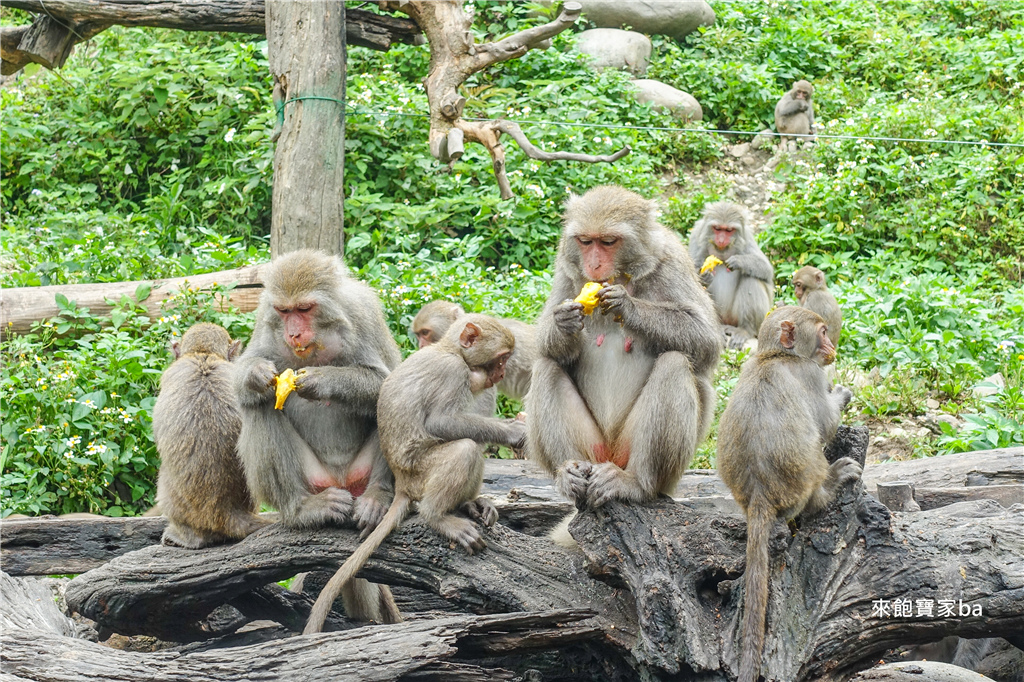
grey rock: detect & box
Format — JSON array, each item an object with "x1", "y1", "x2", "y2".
[
  {"x1": 577, "y1": 0, "x2": 715, "y2": 41},
  {"x1": 575, "y1": 29, "x2": 651, "y2": 76},
  {"x1": 628, "y1": 78, "x2": 702, "y2": 120}
]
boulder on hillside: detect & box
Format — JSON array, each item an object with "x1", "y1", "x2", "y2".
[
  {"x1": 629, "y1": 79, "x2": 703, "y2": 120},
  {"x1": 577, "y1": 0, "x2": 715, "y2": 41},
  {"x1": 575, "y1": 28, "x2": 652, "y2": 76}
]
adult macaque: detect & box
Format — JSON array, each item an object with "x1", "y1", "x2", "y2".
[
  {"x1": 152, "y1": 323, "x2": 269, "y2": 548},
  {"x1": 688, "y1": 202, "x2": 775, "y2": 349},
  {"x1": 717, "y1": 306, "x2": 862, "y2": 682},
  {"x1": 236, "y1": 249, "x2": 402, "y2": 624},
  {"x1": 411, "y1": 299, "x2": 536, "y2": 402},
  {"x1": 775, "y1": 80, "x2": 816, "y2": 147},
  {"x1": 304, "y1": 315, "x2": 526, "y2": 634},
  {"x1": 527, "y1": 185, "x2": 721, "y2": 509},
  {"x1": 792, "y1": 265, "x2": 842, "y2": 346}
]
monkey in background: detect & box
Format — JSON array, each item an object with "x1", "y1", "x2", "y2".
[
  {"x1": 793, "y1": 265, "x2": 842, "y2": 347},
  {"x1": 411, "y1": 299, "x2": 536, "y2": 403},
  {"x1": 235, "y1": 249, "x2": 401, "y2": 624},
  {"x1": 689, "y1": 202, "x2": 775, "y2": 350},
  {"x1": 152, "y1": 323, "x2": 270, "y2": 549},
  {"x1": 717, "y1": 306, "x2": 862, "y2": 682},
  {"x1": 528, "y1": 185, "x2": 721, "y2": 510},
  {"x1": 775, "y1": 80, "x2": 816, "y2": 147},
  {"x1": 304, "y1": 315, "x2": 526, "y2": 634}
]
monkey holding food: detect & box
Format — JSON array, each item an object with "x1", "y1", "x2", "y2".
[
  {"x1": 152, "y1": 323, "x2": 270, "y2": 549},
  {"x1": 304, "y1": 315, "x2": 526, "y2": 634},
  {"x1": 717, "y1": 306, "x2": 861, "y2": 682}
]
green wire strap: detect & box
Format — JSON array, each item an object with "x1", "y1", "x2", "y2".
[{"x1": 276, "y1": 96, "x2": 345, "y2": 127}]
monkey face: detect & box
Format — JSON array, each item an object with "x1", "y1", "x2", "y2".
[
  {"x1": 415, "y1": 327, "x2": 437, "y2": 348},
  {"x1": 574, "y1": 234, "x2": 621, "y2": 281},
  {"x1": 711, "y1": 224, "x2": 736, "y2": 251},
  {"x1": 275, "y1": 303, "x2": 319, "y2": 357},
  {"x1": 793, "y1": 279, "x2": 806, "y2": 301}
]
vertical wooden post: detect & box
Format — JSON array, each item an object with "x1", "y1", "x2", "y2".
[{"x1": 266, "y1": 0, "x2": 346, "y2": 256}]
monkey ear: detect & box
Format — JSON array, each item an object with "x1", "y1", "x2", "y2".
[
  {"x1": 171, "y1": 340, "x2": 182, "y2": 360},
  {"x1": 459, "y1": 322, "x2": 482, "y2": 348},
  {"x1": 815, "y1": 270, "x2": 825, "y2": 286},
  {"x1": 228, "y1": 339, "x2": 244, "y2": 360},
  {"x1": 779, "y1": 321, "x2": 797, "y2": 350}
]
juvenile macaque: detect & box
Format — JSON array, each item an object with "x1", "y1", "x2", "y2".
[
  {"x1": 527, "y1": 185, "x2": 721, "y2": 509},
  {"x1": 688, "y1": 202, "x2": 775, "y2": 349},
  {"x1": 152, "y1": 323, "x2": 269, "y2": 548},
  {"x1": 411, "y1": 299, "x2": 536, "y2": 402},
  {"x1": 775, "y1": 80, "x2": 816, "y2": 147},
  {"x1": 792, "y1": 265, "x2": 841, "y2": 346},
  {"x1": 236, "y1": 249, "x2": 402, "y2": 624},
  {"x1": 304, "y1": 315, "x2": 526, "y2": 633},
  {"x1": 717, "y1": 306, "x2": 862, "y2": 682}
]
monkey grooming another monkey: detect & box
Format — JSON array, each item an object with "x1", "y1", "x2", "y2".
[
  {"x1": 775, "y1": 79, "x2": 816, "y2": 148},
  {"x1": 236, "y1": 249, "x2": 402, "y2": 624},
  {"x1": 152, "y1": 323, "x2": 270, "y2": 548},
  {"x1": 412, "y1": 299, "x2": 537, "y2": 402},
  {"x1": 793, "y1": 265, "x2": 842, "y2": 346},
  {"x1": 304, "y1": 315, "x2": 526, "y2": 634},
  {"x1": 527, "y1": 185, "x2": 721, "y2": 510},
  {"x1": 689, "y1": 202, "x2": 775, "y2": 350},
  {"x1": 717, "y1": 306, "x2": 862, "y2": 682}
]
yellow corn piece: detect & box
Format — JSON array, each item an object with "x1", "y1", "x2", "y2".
[
  {"x1": 700, "y1": 255, "x2": 724, "y2": 275},
  {"x1": 274, "y1": 368, "x2": 298, "y2": 410},
  {"x1": 574, "y1": 282, "x2": 603, "y2": 315}
]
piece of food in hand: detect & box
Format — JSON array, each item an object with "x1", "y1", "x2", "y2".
[
  {"x1": 700, "y1": 255, "x2": 724, "y2": 275},
  {"x1": 274, "y1": 368, "x2": 298, "y2": 410},
  {"x1": 574, "y1": 282, "x2": 603, "y2": 315}
]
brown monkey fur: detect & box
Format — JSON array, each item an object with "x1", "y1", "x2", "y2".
[
  {"x1": 236, "y1": 249, "x2": 402, "y2": 624},
  {"x1": 304, "y1": 315, "x2": 526, "y2": 634},
  {"x1": 717, "y1": 306, "x2": 862, "y2": 682},
  {"x1": 153, "y1": 323, "x2": 270, "y2": 548},
  {"x1": 775, "y1": 80, "x2": 816, "y2": 146},
  {"x1": 792, "y1": 265, "x2": 842, "y2": 346},
  {"x1": 688, "y1": 202, "x2": 775, "y2": 349},
  {"x1": 412, "y1": 299, "x2": 537, "y2": 402},
  {"x1": 527, "y1": 185, "x2": 721, "y2": 510}
]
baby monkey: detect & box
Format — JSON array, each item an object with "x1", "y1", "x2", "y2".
[
  {"x1": 153, "y1": 323, "x2": 270, "y2": 548},
  {"x1": 716, "y1": 306, "x2": 861, "y2": 682},
  {"x1": 304, "y1": 315, "x2": 527, "y2": 633}
]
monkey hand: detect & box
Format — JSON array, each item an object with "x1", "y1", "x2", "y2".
[
  {"x1": 353, "y1": 492, "x2": 390, "y2": 537},
  {"x1": 832, "y1": 384, "x2": 854, "y2": 411},
  {"x1": 585, "y1": 462, "x2": 631, "y2": 508},
  {"x1": 505, "y1": 419, "x2": 528, "y2": 449},
  {"x1": 461, "y1": 497, "x2": 499, "y2": 528},
  {"x1": 304, "y1": 487, "x2": 354, "y2": 526},
  {"x1": 553, "y1": 300, "x2": 585, "y2": 336},
  {"x1": 598, "y1": 283, "x2": 631, "y2": 318},
  {"x1": 293, "y1": 368, "x2": 329, "y2": 402},
  {"x1": 831, "y1": 457, "x2": 863, "y2": 486},
  {"x1": 241, "y1": 359, "x2": 278, "y2": 396},
  {"x1": 556, "y1": 460, "x2": 593, "y2": 510}
]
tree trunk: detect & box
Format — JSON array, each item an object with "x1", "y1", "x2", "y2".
[{"x1": 266, "y1": 1, "x2": 346, "y2": 256}]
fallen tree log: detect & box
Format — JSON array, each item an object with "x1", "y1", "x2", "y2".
[{"x1": 0, "y1": 265, "x2": 264, "y2": 336}]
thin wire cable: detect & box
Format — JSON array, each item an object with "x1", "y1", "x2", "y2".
[{"x1": 348, "y1": 109, "x2": 1024, "y2": 149}]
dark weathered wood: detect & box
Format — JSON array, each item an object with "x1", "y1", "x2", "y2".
[
  {"x1": 864, "y1": 447, "x2": 1023, "y2": 489},
  {"x1": 876, "y1": 480, "x2": 921, "y2": 512},
  {"x1": 3, "y1": 1, "x2": 421, "y2": 49},
  {"x1": 0, "y1": 265, "x2": 265, "y2": 336},
  {"x1": 266, "y1": 0, "x2": 346, "y2": 256},
  {"x1": 914, "y1": 484, "x2": 1023, "y2": 510},
  {"x1": 2, "y1": 570, "x2": 596, "y2": 682}
]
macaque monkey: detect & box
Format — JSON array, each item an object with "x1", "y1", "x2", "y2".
[
  {"x1": 792, "y1": 265, "x2": 842, "y2": 346},
  {"x1": 236, "y1": 249, "x2": 402, "y2": 624},
  {"x1": 716, "y1": 306, "x2": 862, "y2": 682},
  {"x1": 527, "y1": 185, "x2": 721, "y2": 509},
  {"x1": 775, "y1": 80, "x2": 816, "y2": 147},
  {"x1": 304, "y1": 315, "x2": 527, "y2": 634},
  {"x1": 689, "y1": 202, "x2": 775, "y2": 349},
  {"x1": 152, "y1": 323, "x2": 270, "y2": 548},
  {"x1": 411, "y1": 299, "x2": 536, "y2": 402}
]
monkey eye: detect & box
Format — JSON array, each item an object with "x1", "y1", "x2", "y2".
[
  {"x1": 576, "y1": 237, "x2": 594, "y2": 246},
  {"x1": 600, "y1": 237, "x2": 619, "y2": 247},
  {"x1": 296, "y1": 305, "x2": 314, "y2": 313}
]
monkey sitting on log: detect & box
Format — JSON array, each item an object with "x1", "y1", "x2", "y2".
[
  {"x1": 236, "y1": 249, "x2": 402, "y2": 624},
  {"x1": 152, "y1": 323, "x2": 270, "y2": 549},
  {"x1": 792, "y1": 265, "x2": 842, "y2": 347},
  {"x1": 527, "y1": 185, "x2": 721, "y2": 510},
  {"x1": 716, "y1": 306, "x2": 862, "y2": 682},
  {"x1": 688, "y1": 201, "x2": 775, "y2": 350},
  {"x1": 411, "y1": 299, "x2": 536, "y2": 403},
  {"x1": 775, "y1": 80, "x2": 816, "y2": 148},
  {"x1": 304, "y1": 315, "x2": 527, "y2": 634}
]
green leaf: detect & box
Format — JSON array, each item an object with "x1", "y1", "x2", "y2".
[
  {"x1": 153, "y1": 86, "x2": 168, "y2": 109},
  {"x1": 135, "y1": 283, "x2": 152, "y2": 302}
]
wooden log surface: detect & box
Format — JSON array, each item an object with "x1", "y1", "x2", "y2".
[
  {"x1": 4, "y1": 446, "x2": 1022, "y2": 577},
  {"x1": 0, "y1": 265, "x2": 265, "y2": 335}
]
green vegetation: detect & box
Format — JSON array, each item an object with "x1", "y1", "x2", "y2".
[{"x1": 2, "y1": 1, "x2": 1021, "y2": 516}]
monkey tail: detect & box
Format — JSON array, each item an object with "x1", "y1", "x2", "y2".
[
  {"x1": 737, "y1": 500, "x2": 774, "y2": 682},
  {"x1": 303, "y1": 494, "x2": 411, "y2": 635}
]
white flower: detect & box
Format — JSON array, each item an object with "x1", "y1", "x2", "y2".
[{"x1": 224, "y1": 128, "x2": 236, "y2": 142}]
